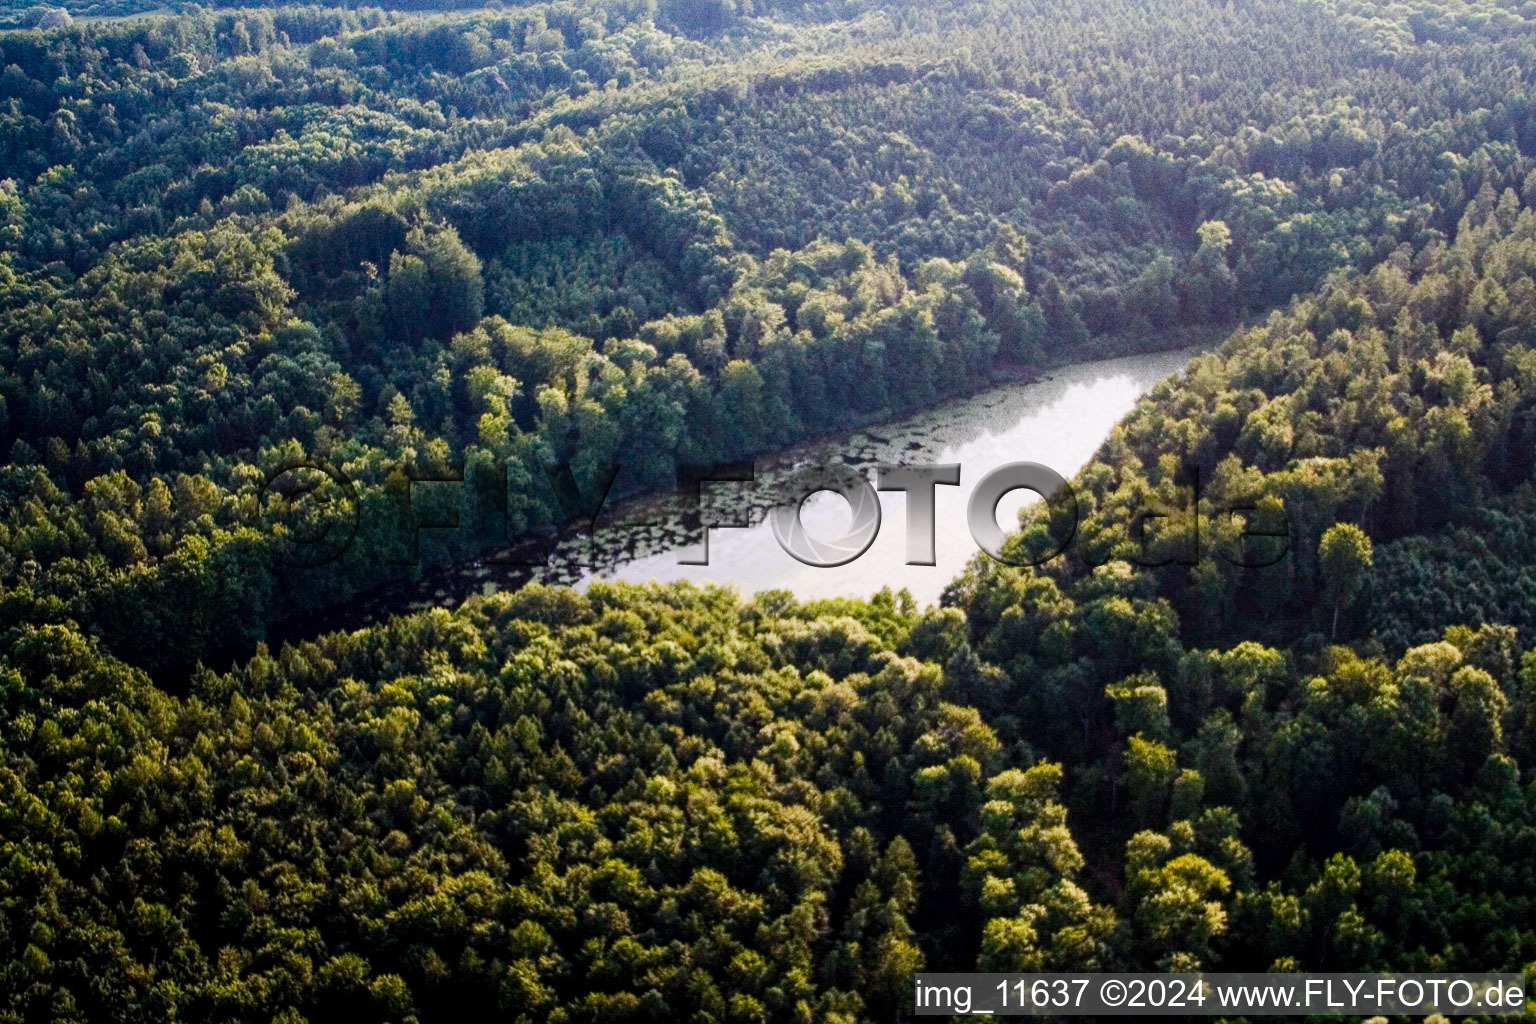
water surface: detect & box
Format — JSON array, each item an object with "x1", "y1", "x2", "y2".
[
  {"x1": 583, "y1": 347, "x2": 1196, "y2": 605},
  {"x1": 269, "y1": 346, "x2": 1199, "y2": 648}
]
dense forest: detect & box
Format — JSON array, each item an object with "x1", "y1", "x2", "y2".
[
  {"x1": 8, "y1": 0, "x2": 1536, "y2": 1020},
  {"x1": 8, "y1": 0, "x2": 1536, "y2": 676}
]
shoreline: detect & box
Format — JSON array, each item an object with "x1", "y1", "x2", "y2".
[{"x1": 257, "y1": 337, "x2": 1213, "y2": 655}]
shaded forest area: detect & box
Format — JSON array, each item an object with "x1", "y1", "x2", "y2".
[
  {"x1": 15, "y1": 204, "x2": 1536, "y2": 1018},
  {"x1": 5, "y1": 0, "x2": 1536, "y2": 678},
  {"x1": 9, "y1": 0, "x2": 1536, "y2": 1020}
]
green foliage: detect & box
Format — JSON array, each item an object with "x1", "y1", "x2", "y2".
[
  {"x1": 7, "y1": 0, "x2": 1536, "y2": 1019},
  {"x1": 4, "y1": 0, "x2": 1534, "y2": 678},
  {"x1": 1319, "y1": 522, "x2": 1373, "y2": 637}
]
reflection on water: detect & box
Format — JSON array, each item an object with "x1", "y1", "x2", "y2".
[
  {"x1": 270, "y1": 347, "x2": 1200, "y2": 646},
  {"x1": 584, "y1": 347, "x2": 1197, "y2": 606}
]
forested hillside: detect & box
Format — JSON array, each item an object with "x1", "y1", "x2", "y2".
[
  {"x1": 6, "y1": 0, "x2": 1536, "y2": 677},
  {"x1": 12, "y1": 204, "x2": 1536, "y2": 1021},
  {"x1": 9, "y1": 0, "x2": 1536, "y2": 1020}
]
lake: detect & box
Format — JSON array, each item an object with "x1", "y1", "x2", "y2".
[
  {"x1": 268, "y1": 345, "x2": 1200, "y2": 647},
  {"x1": 579, "y1": 346, "x2": 1198, "y2": 605}
]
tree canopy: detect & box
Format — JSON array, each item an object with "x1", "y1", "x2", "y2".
[{"x1": 8, "y1": 0, "x2": 1536, "y2": 1019}]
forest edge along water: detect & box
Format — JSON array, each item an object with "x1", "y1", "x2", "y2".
[{"x1": 262, "y1": 344, "x2": 1204, "y2": 654}]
